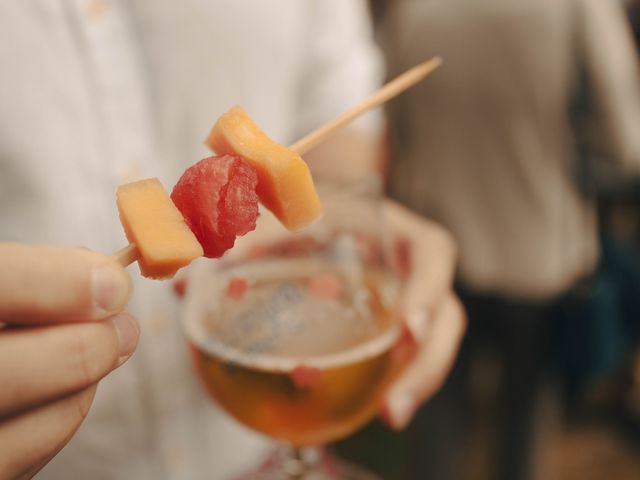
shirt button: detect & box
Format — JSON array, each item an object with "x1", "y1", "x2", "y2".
[{"x1": 85, "y1": 0, "x2": 109, "y2": 22}]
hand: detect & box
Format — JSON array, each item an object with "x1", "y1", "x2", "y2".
[
  {"x1": 381, "y1": 200, "x2": 467, "y2": 429},
  {"x1": 0, "y1": 244, "x2": 139, "y2": 480}
]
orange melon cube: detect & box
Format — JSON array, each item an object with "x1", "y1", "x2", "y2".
[
  {"x1": 117, "y1": 178, "x2": 203, "y2": 279},
  {"x1": 205, "y1": 106, "x2": 322, "y2": 231}
]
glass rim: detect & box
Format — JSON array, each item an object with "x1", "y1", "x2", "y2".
[
  {"x1": 181, "y1": 176, "x2": 397, "y2": 373},
  {"x1": 182, "y1": 320, "x2": 401, "y2": 373}
]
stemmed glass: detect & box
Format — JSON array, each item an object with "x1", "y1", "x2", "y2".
[{"x1": 182, "y1": 178, "x2": 409, "y2": 479}]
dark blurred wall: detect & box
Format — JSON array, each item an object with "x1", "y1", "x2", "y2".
[{"x1": 626, "y1": 0, "x2": 640, "y2": 49}]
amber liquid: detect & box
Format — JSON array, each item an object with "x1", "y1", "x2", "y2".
[{"x1": 187, "y1": 257, "x2": 403, "y2": 446}]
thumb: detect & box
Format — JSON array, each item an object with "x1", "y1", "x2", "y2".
[{"x1": 0, "y1": 243, "x2": 132, "y2": 324}]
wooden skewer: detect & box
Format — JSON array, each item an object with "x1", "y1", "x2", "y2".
[
  {"x1": 113, "y1": 57, "x2": 442, "y2": 268},
  {"x1": 113, "y1": 244, "x2": 138, "y2": 266},
  {"x1": 289, "y1": 57, "x2": 442, "y2": 155}
]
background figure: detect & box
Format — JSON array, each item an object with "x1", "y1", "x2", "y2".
[
  {"x1": 0, "y1": 1, "x2": 467, "y2": 478},
  {"x1": 379, "y1": 0, "x2": 640, "y2": 479},
  {"x1": 0, "y1": 1, "x2": 382, "y2": 478}
]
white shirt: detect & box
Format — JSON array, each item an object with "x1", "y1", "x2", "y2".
[
  {"x1": 384, "y1": 0, "x2": 640, "y2": 300},
  {"x1": 0, "y1": 1, "x2": 382, "y2": 478}
]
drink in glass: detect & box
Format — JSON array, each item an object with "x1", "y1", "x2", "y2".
[{"x1": 183, "y1": 181, "x2": 410, "y2": 478}]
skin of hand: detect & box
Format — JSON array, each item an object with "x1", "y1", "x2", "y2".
[
  {"x1": 171, "y1": 200, "x2": 465, "y2": 431},
  {"x1": 0, "y1": 244, "x2": 139, "y2": 480},
  {"x1": 381, "y1": 200, "x2": 466, "y2": 430},
  {"x1": 305, "y1": 129, "x2": 466, "y2": 429}
]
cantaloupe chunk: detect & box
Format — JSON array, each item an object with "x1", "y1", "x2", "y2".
[
  {"x1": 117, "y1": 178, "x2": 203, "y2": 279},
  {"x1": 205, "y1": 106, "x2": 322, "y2": 231}
]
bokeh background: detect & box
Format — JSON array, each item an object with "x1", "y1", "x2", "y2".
[{"x1": 335, "y1": 1, "x2": 640, "y2": 479}]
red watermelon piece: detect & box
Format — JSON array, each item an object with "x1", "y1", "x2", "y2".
[{"x1": 171, "y1": 155, "x2": 259, "y2": 257}]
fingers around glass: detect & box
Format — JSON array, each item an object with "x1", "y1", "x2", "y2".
[{"x1": 383, "y1": 294, "x2": 466, "y2": 430}]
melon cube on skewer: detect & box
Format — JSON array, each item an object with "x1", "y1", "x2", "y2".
[
  {"x1": 206, "y1": 106, "x2": 323, "y2": 231},
  {"x1": 117, "y1": 178, "x2": 203, "y2": 279}
]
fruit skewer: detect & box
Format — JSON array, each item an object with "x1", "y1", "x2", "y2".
[{"x1": 112, "y1": 57, "x2": 442, "y2": 278}]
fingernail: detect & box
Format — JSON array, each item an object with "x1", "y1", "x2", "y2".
[
  {"x1": 111, "y1": 313, "x2": 140, "y2": 364},
  {"x1": 92, "y1": 264, "x2": 131, "y2": 315},
  {"x1": 385, "y1": 392, "x2": 416, "y2": 430},
  {"x1": 406, "y1": 308, "x2": 430, "y2": 342}
]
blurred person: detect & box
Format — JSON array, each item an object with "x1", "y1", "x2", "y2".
[
  {"x1": 379, "y1": 0, "x2": 640, "y2": 479},
  {"x1": 0, "y1": 1, "x2": 465, "y2": 478}
]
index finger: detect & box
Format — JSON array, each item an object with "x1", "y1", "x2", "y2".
[
  {"x1": 384, "y1": 293, "x2": 466, "y2": 429},
  {"x1": 0, "y1": 244, "x2": 132, "y2": 324}
]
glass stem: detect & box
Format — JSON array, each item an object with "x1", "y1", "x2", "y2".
[{"x1": 283, "y1": 446, "x2": 322, "y2": 479}]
